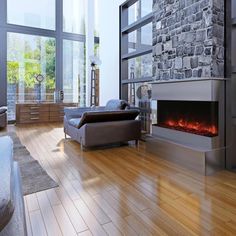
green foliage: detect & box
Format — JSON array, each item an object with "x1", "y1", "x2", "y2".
[
  {"x1": 45, "y1": 39, "x2": 56, "y2": 90},
  {"x1": 7, "y1": 38, "x2": 56, "y2": 90},
  {"x1": 24, "y1": 62, "x2": 40, "y2": 88},
  {"x1": 7, "y1": 61, "x2": 19, "y2": 84}
]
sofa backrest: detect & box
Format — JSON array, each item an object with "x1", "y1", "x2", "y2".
[
  {"x1": 76, "y1": 109, "x2": 140, "y2": 129},
  {"x1": 105, "y1": 99, "x2": 130, "y2": 110}
]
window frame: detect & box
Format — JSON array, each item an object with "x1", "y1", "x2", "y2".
[
  {"x1": 119, "y1": 0, "x2": 153, "y2": 133},
  {"x1": 119, "y1": 0, "x2": 153, "y2": 100},
  {"x1": 0, "y1": 0, "x2": 99, "y2": 119}
]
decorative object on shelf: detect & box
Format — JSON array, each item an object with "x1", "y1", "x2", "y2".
[
  {"x1": 54, "y1": 90, "x2": 64, "y2": 102},
  {"x1": 136, "y1": 84, "x2": 152, "y2": 100},
  {"x1": 59, "y1": 90, "x2": 64, "y2": 102},
  {"x1": 136, "y1": 84, "x2": 152, "y2": 134},
  {"x1": 89, "y1": 55, "x2": 101, "y2": 106},
  {"x1": 35, "y1": 74, "x2": 45, "y2": 102}
]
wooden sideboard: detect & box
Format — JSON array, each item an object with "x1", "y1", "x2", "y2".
[{"x1": 16, "y1": 103, "x2": 77, "y2": 124}]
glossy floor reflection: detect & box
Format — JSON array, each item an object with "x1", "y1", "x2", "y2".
[{"x1": 8, "y1": 124, "x2": 236, "y2": 236}]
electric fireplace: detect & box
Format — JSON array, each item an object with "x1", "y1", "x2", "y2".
[
  {"x1": 155, "y1": 101, "x2": 219, "y2": 137},
  {"x1": 147, "y1": 78, "x2": 226, "y2": 175}
]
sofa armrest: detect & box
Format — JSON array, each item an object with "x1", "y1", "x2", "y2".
[{"x1": 0, "y1": 137, "x2": 14, "y2": 232}]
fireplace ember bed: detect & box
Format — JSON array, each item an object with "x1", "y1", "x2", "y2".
[{"x1": 154, "y1": 101, "x2": 219, "y2": 137}]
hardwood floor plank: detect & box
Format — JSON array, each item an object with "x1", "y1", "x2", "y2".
[
  {"x1": 142, "y1": 208, "x2": 195, "y2": 236},
  {"x1": 25, "y1": 193, "x2": 40, "y2": 212},
  {"x1": 102, "y1": 222, "x2": 123, "y2": 236},
  {"x1": 77, "y1": 230, "x2": 93, "y2": 236},
  {"x1": 54, "y1": 187, "x2": 88, "y2": 233},
  {"x1": 159, "y1": 203, "x2": 211, "y2": 235},
  {"x1": 74, "y1": 199, "x2": 108, "y2": 236},
  {"x1": 99, "y1": 189, "x2": 132, "y2": 218},
  {"x1": 52, "y1": 204, "x2": 77, "y2": 236},
  {"x1": 108, "y1": 189, "x2": 173, "y2": 235},
  {"x1": 54, "y1": 169, "x2": 81, "y2": 201},
  {"x1": 93, "y1": 194, "x2": 139, "y2": 236},
  {"x1": 45, "y1": 188, "x2": 61, "y2": 206},
  {"x1": 24, "y1": 198, "x2": 33, "y2": 236},
  {"x1": 125, "y1": 215, "x2": 153, "y2": 236},
  {"x1": 36, "y1": 191, "x2": 62, "y2": 236},
  {"x1": 71, "y1": 179, "x2": 111, "y2": 225},
  {"x1": 29, "y1": 210, "x2": 47, "y2": 236}
]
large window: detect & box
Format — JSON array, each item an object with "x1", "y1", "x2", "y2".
[
  {"x1": 7, "y1": 0, "x2": 55, "y2": 30},
  {"x1": 63, "y1": 40, "x2": 85, "y2": 105},
  {"x1": 120, "y1": 0, "x2": 153, "y2": 133},
  {"x1": 7, "y1": 33, "x2": 56, "y2": 120},
  {"x1": 0, "y1": 0, "x2": 98, "y2": 121}
]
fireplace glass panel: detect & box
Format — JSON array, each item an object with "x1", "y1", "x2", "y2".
[{"x1": 155, "y1": 101, "x2": 219, "y2": 137}]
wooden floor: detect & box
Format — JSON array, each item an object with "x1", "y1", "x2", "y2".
[{"x1": 6, "y1": 123, "x2": 236, "y2": 235}]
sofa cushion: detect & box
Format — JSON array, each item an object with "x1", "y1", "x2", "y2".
[
  {"x1": 70, "y1": 109, "x2": 140, "y2": 129},
  {"x1": 105, "y1": 99, "x2": 130, "y2": 110},
  {"x1": 0, "y1": 136, "x2": 14, "y2": 232},
  {"x1": 68, "y1": 118, "x2": 81, "y2": 128},
  {"x1": 0, "y1": 107, "x2": 7, "y2": 115}
]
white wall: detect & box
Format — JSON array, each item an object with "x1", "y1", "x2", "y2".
[
  {"x1": 97, "y1": 0, "x2": 124, "y2": 105},
  {"x1": 85, "y1": 0, "x2": 94, "y2": 106}
]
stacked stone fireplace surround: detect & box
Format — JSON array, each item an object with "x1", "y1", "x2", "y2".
[
  {"x1": 149, "y1": 0, "x2": 226, "y2": 175},
  {"x1": 152, "y1": 0, "x2": 224, "y2": 80}
]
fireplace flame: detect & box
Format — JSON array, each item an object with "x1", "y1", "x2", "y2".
[{"x1": 164, "y1": 119, "x2": 218, "y2": 137}]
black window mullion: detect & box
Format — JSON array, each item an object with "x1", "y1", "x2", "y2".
[
  {"x1": 0, "y1": 0, "x2": 7, "y2": 106},
  {"x1": 56, "y1": 0, "x2": 63, "y2": 93}
]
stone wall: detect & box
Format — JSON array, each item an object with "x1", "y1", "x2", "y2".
[{"x1": 152, "y1": 0, "x2": 224, "y2": 80}]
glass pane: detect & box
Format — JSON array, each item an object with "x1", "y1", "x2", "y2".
[
  {"x1": 141, "y1": 0, "x2": 152, "y2": 18},
  {"x1": 128, "y1": 0, "x2": 152, "y2": 25},
  {"x1": 94, "y1": 0, "x2": 99, "y2": 37},
  {"x1": 128, "y1": 2, "x2": 139, "y2": 25},
  {"x1": 128, "y1": 54, "x2": 152, "y2": 79},
  {"x1": 7, "y1": 0, "x2": 55, "y2": 30},
  {"x1": 7, "y1": 33, "x2": 56, "y2": 120},
  {"x1": 63, "y1": 40, "x2": 86, "y2": 106},
  {"x1": 94, "y1": 43, "x2": 100, "y2": 57},
  {"x1": 128, "y1": 23, "x2": 152, "y2": 53},
  {"x1": 63, "y1": 0, "x2": 85, "y2": 34}
]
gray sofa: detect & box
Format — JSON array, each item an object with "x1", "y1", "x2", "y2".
[
  {"x1": 64, "y1": 100, "x2": 141, "y2": 149},
  {"x1": 0, "y1": 107, "x2": 7, "y2": 128},
  {"x1": 0, "y1": 137, "x2": 27, "y2": 236}
]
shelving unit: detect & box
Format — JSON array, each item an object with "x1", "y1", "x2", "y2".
[{"x1": 119, "y1": 0, "x2": 153, "y2": 133}]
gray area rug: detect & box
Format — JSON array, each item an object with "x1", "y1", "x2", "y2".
[{"x1": 0, "y1": 131, "x2": 58, "y2": 195}]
